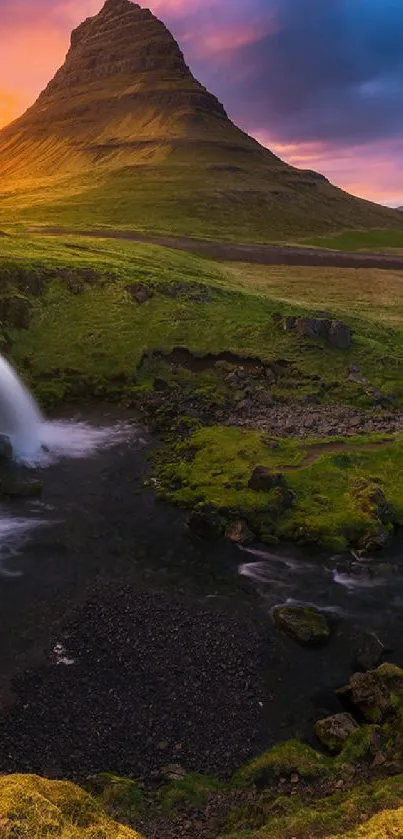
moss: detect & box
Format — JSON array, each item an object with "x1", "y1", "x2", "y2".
[
  {"x1": 332, "y1": 806, "x2": 403, "y2": 838},
  {"x1": 159, "y1": 773, "x2": 225, "y2": 812},
  {"x1": 221, "y1": 775, "x2": 403, "y2": 839},
  {"x1": 0, "y1": 774, "x2": 143, "y2": 837},
  {"x1": 336, "y1": 726, "x2": 379, "y2": 766},
  {"x1": 232, "y1": 740, "x2": 332, "y2": 788},
  {"x1": 154, "y1": 425, "x2": 403, "y2": 550},
  {"x1": 88, "y1": 773, "x2": 144, "y2": 822}
]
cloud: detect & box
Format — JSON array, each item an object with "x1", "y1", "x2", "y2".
[{"x1": 215, "y1": 0, "x2": 403, "y2": 148}]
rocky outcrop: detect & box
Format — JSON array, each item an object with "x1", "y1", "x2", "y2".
[
  {"x1": 337, "y1": 666, "x2": 401, "y2": 723},
  {"x1": 127, "y1": 283, "x2": 153, "y2": 304},
  {"x1": 273, "y1": 605, "x2": 331, "y2": 646},
  {"x1": 315, "y1": 713, "x2": 358, "y2": 753},
  {"x1": 283, "y1": 315, "x2": 352, "y2": 349}
]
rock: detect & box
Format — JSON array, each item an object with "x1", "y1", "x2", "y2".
[
  {"x1": 359, "y1": 527, "x2": 390, "y2": 553},
  {"x1": 354, "y1": 634, "x2": 387, "y2": 672},
  {"x1": 314, "y1": 713, "x2": 359, "y2": 753},
  {"x1": 248, "y1": 466, "x2": 285, "y2": 492},
  {"x1": 127, "y1": 282, "x2": 153, "y2": 304},
  {"x1": 337, "y1": 670, "x2": 394, "y2": 723},
  {"x1": 371, "y1": 752, "x2": 387, "y2": 767},
  {"x1": 295, "y1": 317, "x2": 330, "y2": 339},
  {"x1": 283, "y1": 316, "x2": 296, "y2": 332},
  {"x1": 225, "y1": 520, "x2": 251, "y2": 544},
  {"x1": 273, "y1": 605, "x2": 331, "y2": 646},
  {"x1": 328, "y1": 320, "x2": 352, "y2": 349},
  {"x1": 0, "y1": 434, "x2": 13, "y2": 461},
  {"x1": 162, "y1": 764, "x2": 186, "y2": 781},
  {"x1": 0, "y1": 477, "x2": 43, "y2": 498},
  {"x1": 290, "y1": 773, "x2": 299, "y2": 784}
]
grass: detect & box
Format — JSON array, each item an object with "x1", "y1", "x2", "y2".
[
  {"x1": 154, "y1": 426, "x2": 403, "y2": 549},
  {"x1": 2, "y1": 234, "x2": 403, "y2": 408},
  {"x1": 222, "y1": 776, "x2": 403, "y2": 839},
  {"x1": 232, "y1": 741, "x2": 332, "y2": 788},
  {"x1": 306, "y1": 229, "x2": 403, "y2": 251},
  {"x1": 0, "y1": 774, "x2": 142, "y2": 837}
]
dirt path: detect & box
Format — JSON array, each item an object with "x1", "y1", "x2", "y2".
[{"x1": 26, "y1": 226, "x2": 403, "y2": 271}]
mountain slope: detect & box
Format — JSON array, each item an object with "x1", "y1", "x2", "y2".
[{"x1": 0, "y1": 0, "x2": 401, "y2": 240}]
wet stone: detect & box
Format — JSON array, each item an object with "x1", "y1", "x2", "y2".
[{"x1": 273, "y1": 605, "x2": 331, "y2": 646}]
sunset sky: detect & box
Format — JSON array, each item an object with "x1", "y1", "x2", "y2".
[{"x1": 1, "y1": 0, "x2": 403, "y2": 206}]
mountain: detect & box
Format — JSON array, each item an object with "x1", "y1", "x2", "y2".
[{"x1": 0, "y1": 0, "x2": 400, "y2": 240}]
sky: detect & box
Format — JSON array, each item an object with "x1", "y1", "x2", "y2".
[{"x1": 1, "y1": 0, "x2": 403, "y2": 206}]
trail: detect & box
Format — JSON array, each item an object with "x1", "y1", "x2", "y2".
[{"x1": 26, "y1": 226, "x2": 403, "y2": 270}]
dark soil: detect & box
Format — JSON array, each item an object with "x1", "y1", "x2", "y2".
[{"x1": 27, "y1": 227, "x2": 403, "y2": 271}]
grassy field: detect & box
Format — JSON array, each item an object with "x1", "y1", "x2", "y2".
[
  {"x1": 307, "y1": 228, "x2": 403, "y2": 251},
  {"x1": 1, "y1": 234, "x2": 402, "y2": 405}
]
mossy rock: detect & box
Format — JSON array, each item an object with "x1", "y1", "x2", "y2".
[
  {"x1": 338, "y1": 668, "x2": 397, "y2": 723},
  {"x1": 0, "y1": 774, "x2": 142, "y2": 837},
  {"x1": 273, "y1": 605, "x2": 331, "y2": 646},
  {"x1": 315, "y1": 713, "x2": 359, "y2": 754},
  {"x1": 232, "y1": 740, "x2": 332, "y2": 788},
  {"x1": 336, "y1": 725, "x2": 381, "y2": 766}
]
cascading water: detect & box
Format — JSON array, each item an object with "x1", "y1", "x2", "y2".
[{"x1": 0, "y1": 353, "x2": 43, "y2": 458}]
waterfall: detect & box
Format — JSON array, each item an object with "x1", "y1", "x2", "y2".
[{"x1": 0, "y1": 354, "x2": 43, "y2": 458}]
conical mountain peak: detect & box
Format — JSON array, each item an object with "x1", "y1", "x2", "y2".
[{"x1": 0, "y1": 0, "x2": 398, "y2": 238}]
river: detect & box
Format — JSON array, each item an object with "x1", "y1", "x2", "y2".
[{"x1": 0, "y1": 406, "x2": 402, "y2": 780}]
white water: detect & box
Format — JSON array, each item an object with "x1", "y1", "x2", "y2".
[
  {"x1": 0, "y1": 354, "x2": 43, "y2": 457},
  {"x1": 0, "y1": 353, "x2": 134, "y2": 570}
]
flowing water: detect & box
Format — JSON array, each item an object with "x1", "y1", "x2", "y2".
[
  {"x1": 0, "y1": 353, "x2": 132, "y2": 569},
  {"x1": 0, "y1": 355, "x2": 403, "y2": 775}
]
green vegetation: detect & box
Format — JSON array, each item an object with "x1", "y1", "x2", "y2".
[
  {"x1": 307, "y1": 228, "x2": 403, "y2": 251},
  {"x1": 222, "y1": 776, "x2": 403, "y2": 839},
  {"x1": 154, "y1": 425, "x2": 403, "y2": 549},
  {"x1": 2, "y1": 235, "x2": 403, "y2": 409},
  {"x1": 2, "y1": 234, "x2": 403, "y2": 547},
  {"x1": 159, "y1": 773, "x2": 224, "y2": 812},
  {"x1": 0, "y1": 774, "x2": 142, "y2": 837},
  {"x1": 232, "y1": 741, "x2": 332, "y2": 788}
]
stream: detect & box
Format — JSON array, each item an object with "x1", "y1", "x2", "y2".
[{"x1": 0, "y1": 406, "x2": 402, "y2": 780}]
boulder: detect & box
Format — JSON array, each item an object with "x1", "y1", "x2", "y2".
[
  {"x1": 295, "y1": 317, "x2": 330, "y2": 339},
  {"x1": 315, "y1": 713, "x2": 359, "y2": 753},
  {"x1": 273, "y1": 605, "x2": 331, "y2": 646},
  {"x1": 0, "y1": 434, "x2": 13, "y2": 461},
  {"x1": 354, "y1": 634, "x2": 388, "y2": 673},
  {"x1": 248, "y1": 467, "x2": 285, "y2": 492},
  {"x1": 225, "y1": 520, "x2": 252, "y2": 544},
  {"x1": 127, "y1": 282, "x2": 153, "y2": 304},
  {"x1": 329, "y1": 320, "x2": 352, "y2": 349},
  {"x1": 337, "y1": 670, "x2": 394, "y2": 723}
]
